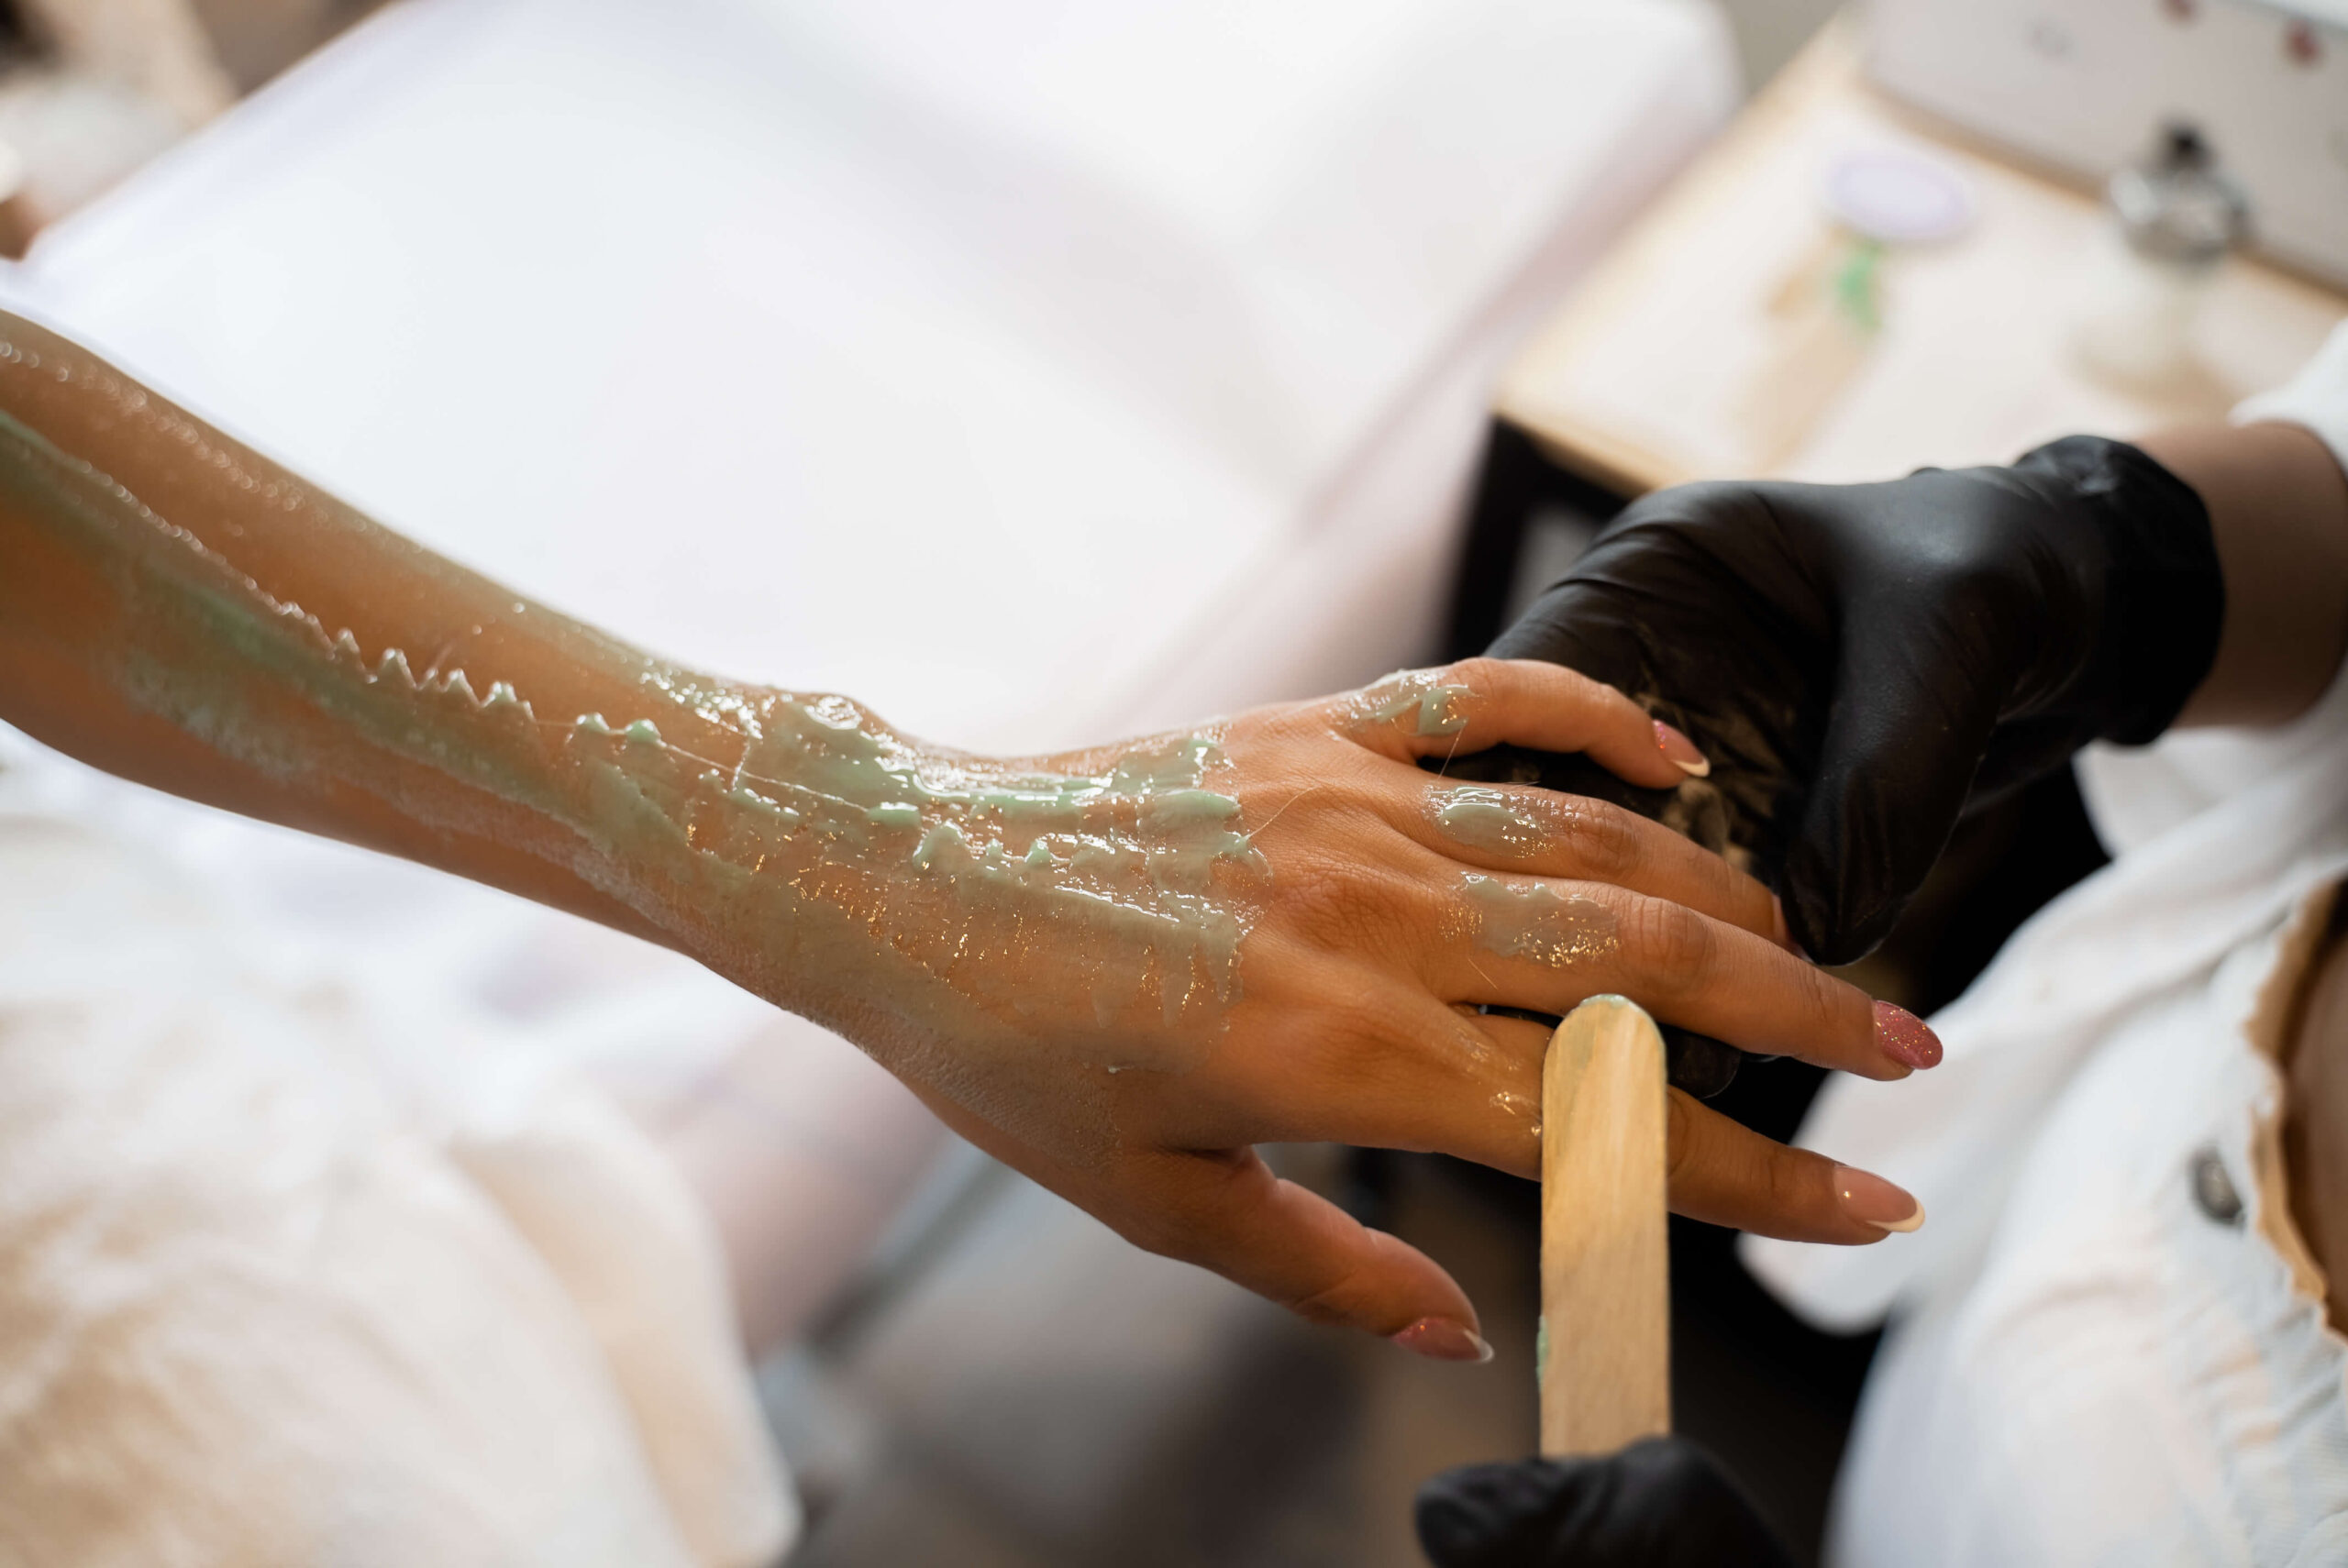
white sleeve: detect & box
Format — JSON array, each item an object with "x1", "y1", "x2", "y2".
[{"x1": 2232, "y1": 318, "x2": 2348, "y2": 477}]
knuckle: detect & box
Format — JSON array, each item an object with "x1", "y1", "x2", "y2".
[
  {"x1": 1624, "y1": 894, "x2": 1715, "y2": 982},
  {"x1": 1301, "y1": 996, "x2": 1416, "y2": 1095},
  {"x1": 1283, "y1": 1266, "x2": 1370, "y2": 1326},
  {"x1": 1766, "y1": 1147, "x2": 1827, "y2": 1223},
  {"x1": 1445, "y1": 655, "x2": 1505, "y2": 690},
  {"x1": 1792, "y1": 965, "x2": 1866, "y2": 1043},
  {"x1": 1556, "y1": 798, "x2": 1643, "y2": 882},
  {"x1": 1277, "y1": 856, "x2": 1362, "y2": 940}
]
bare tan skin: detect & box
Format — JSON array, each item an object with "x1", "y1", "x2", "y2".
[
  {"x1": 2142, "y1": 420, "x2": 2348, "y2": 1318},
  {"x1": 2288, "y1": 922, "x2": 2348, "y2": 1333},
  {"x1": 2152, "y1": 422, "x2": 2348, "y2": 731},
  {"x1": 0, "y1": 312, "x2": 1936, "y2": 1355}
]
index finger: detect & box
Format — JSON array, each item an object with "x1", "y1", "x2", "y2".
[{"x1": 1338, "y1": 658, "x2": 1699, "y2": 790}]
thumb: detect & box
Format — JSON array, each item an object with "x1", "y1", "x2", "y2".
[
  {"x1": 1116, "y1": 1146, "x2": 1490, "y2": 1360},
  {"x1": 1784, "y1": 604, "x2": 2007, "y2": 964}
]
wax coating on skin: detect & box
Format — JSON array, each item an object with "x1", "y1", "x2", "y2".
[
  {"x1": 1432, "y1": 785, "x2": 1547, "y2": 857},
  {"x1": 0, "y1": 327, "x2": 1273, "y2": 1161},
  {"x1": 1462, "y1": 874, "x2": 1618, "y2": 968},
  {"x1": 1351, "y1": 669, "x2": 1472, "y2": 737}
]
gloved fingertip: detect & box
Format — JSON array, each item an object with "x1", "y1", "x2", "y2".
[{"x1": 1414, "y1": 1458, "x2": 1577, "y2": 1568}]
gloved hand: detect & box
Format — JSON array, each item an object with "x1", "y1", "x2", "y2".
[
  {"x1": 1416, "y1": 1438, "x2": 1796, "y2": 1568},
  {"x1": 1473, "y1": 436, "x2": 2222, "y2": 963}
]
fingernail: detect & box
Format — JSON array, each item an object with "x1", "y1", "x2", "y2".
[
  {"x1": 1836, "y1": 1165, "x2": 1925, "y2": 1232},
  {"x1": 1654, "y1": 720, "x2": 1711, "y2": 778},
  {"x1": 1391, "y1": 1318, "x2": 1495, "y2": 1364},
  {"x1": 1873, "y1": 999, "x2": 1943, "y2": 1070},
  {"x1": 1868, "y1": 999, "x2": 1944, "y2": 1070}
]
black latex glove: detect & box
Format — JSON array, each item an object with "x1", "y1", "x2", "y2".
[
  {"x1": 1472, "y1": 436, "x2": 2221, "y2": 964},
  {"x1": 1417, "y1": 1438, "x2": 1797, "y2": 1568}
]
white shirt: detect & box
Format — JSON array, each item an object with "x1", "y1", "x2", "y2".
[{"x1": 1745, "y1": 319, "x2": 2348, "y2": 1566}]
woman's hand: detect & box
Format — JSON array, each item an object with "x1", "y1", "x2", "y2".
[
  {"x1": 0, "y1": 310, "x2": 1929, "y2": 1358},
  {"x1": 808, "y1": 658, "x2": 1933, "y2": 1355}
]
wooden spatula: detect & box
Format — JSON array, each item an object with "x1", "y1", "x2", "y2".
[{"x1": 1539, "y1": 994, "x2": 1671, "y2": 1456}]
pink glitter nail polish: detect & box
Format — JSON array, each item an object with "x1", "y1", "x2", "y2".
[{"x1": 1873, "y1": 1000, "x2": 1943, "y2": 1070}]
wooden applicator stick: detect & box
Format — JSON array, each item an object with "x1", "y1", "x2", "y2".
[{"x1": 1539, "y1": 994, "x2": 1672, "y2": 1455}]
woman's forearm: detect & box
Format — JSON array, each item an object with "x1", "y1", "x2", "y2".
[
  {"x1": 0, "y1": 310, "x2": 1265, "y2": 1089},
  {"x1": 0, "y1": 310, "x2": 761, "y2": 946},
  {"x1": 2143, "y1": 420, "x2": 2348, "y2": 729}
]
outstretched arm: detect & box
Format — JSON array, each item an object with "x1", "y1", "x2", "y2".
[{"x1": 0, "y1": 310, "x2": 1933, "y2": 1350}]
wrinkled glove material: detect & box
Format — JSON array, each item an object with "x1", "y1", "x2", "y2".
[
  {"x1": 1475, "y1": 436, "x2": 2221, "y2": 963},
  {"x1": 1416, "y1": 1438, "x2": 1798, "y2": 1568}
]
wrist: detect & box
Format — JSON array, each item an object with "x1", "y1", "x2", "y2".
[
  {"x1": 573, "y1": 682, "x2": 1262, "y2": 1093},
  {"x1": 2134, "y1": 422, "x2": 2348, "y2": 729},
  {"x1": 547, "y1": 678, "x2": 922, "y2": 1013}
]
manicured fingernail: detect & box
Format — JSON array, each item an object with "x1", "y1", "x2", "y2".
[
  {"x1": 1836, "y1": 1165, "x2": 1925, "y2": 1232},
  {"x1": 1873, "y1": 999, "x2": 1943, "y2": 1070},
  {"x1": 1391, "y1": 1318, "x2": 1494, "y2": 1364},
  {"x1": 1654, "y1": 720, "x2": 1710, "y2": 778}
]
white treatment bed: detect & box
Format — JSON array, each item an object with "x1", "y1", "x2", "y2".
[{"x1": 0, "y1": 1, "x2": 1734, "y2": 1559}]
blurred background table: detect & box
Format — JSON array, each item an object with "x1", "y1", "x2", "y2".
[{"x1": 1449, "y1": 18, "x2": 2348, "y2": 657}]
